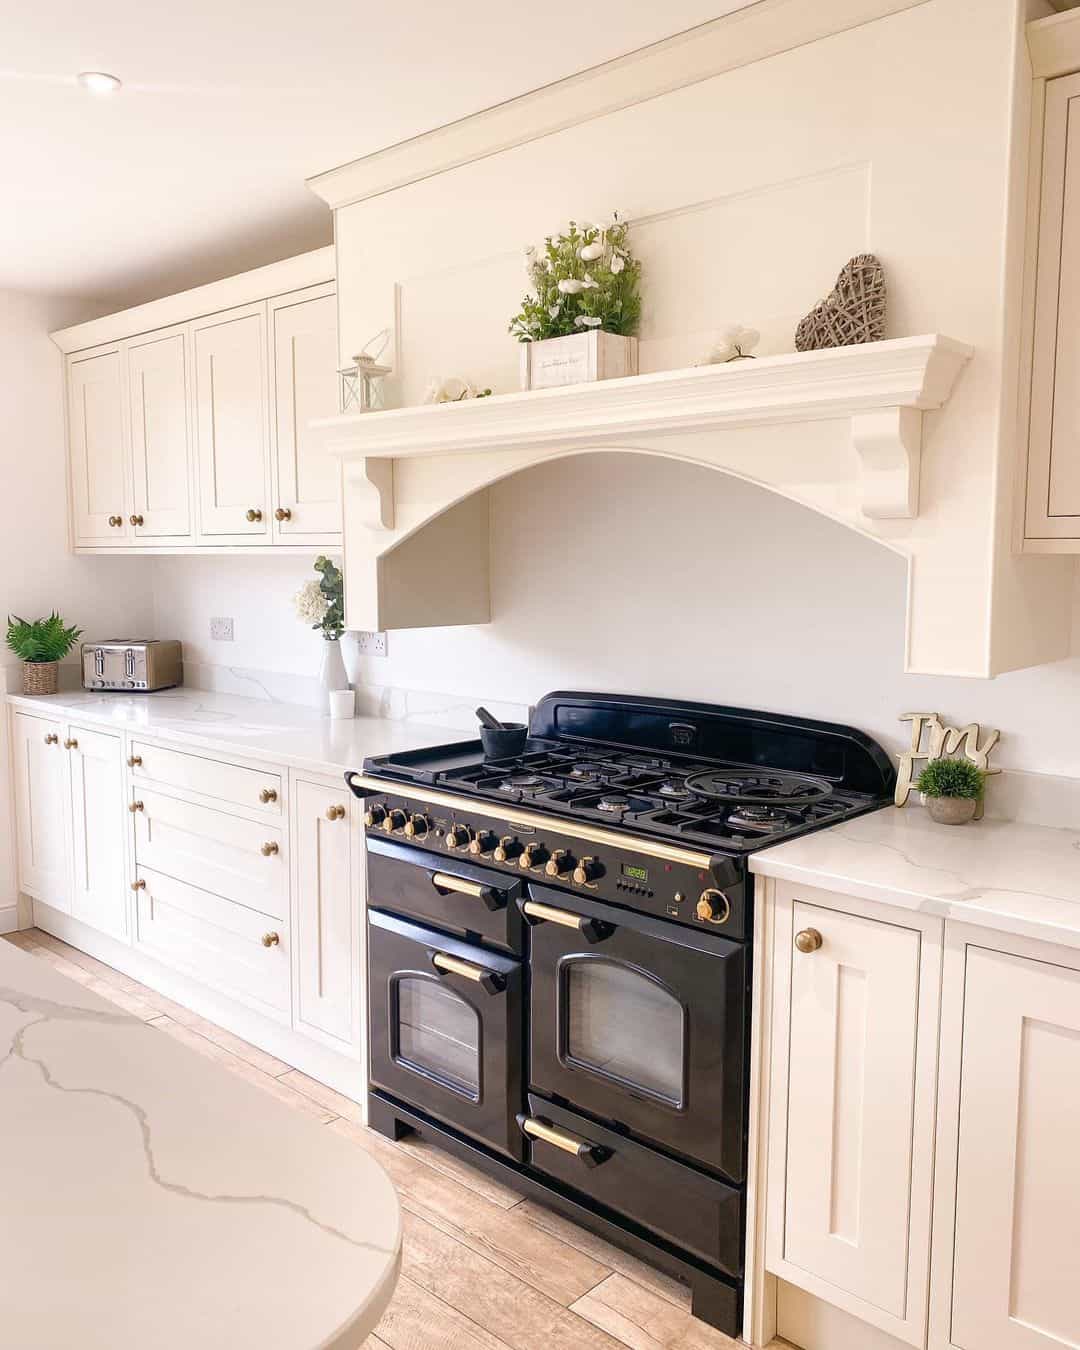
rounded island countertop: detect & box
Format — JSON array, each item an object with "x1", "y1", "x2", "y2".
[{"x1": 0, "y1": 938, "x2": 401, "y2": 1349}]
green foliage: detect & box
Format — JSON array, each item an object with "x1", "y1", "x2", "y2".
[
  {"x1": 313, "y1": 556, "x2": 345, "y2": 641},
  {"x1": 509, "y1": 216, "x2": 642, "y2": 343},
  {"x1": 916, "y1": 757, "x2": 985, "y2": 800},
  {"x1": 6, "y1": 613, "x2": 82, "y2": 664}
]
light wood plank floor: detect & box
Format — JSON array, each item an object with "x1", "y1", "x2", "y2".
[{"x1": 2, "y1": 928, "x2": 742, "y2": 1350}]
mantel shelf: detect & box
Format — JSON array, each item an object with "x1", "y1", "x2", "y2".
[{"x1": 314, "y1": 335, "x2": 971, "y2": 525}]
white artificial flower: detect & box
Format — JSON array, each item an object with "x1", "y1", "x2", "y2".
[
  {"x1": 294, "y1": 579, "x2": 329, "y2": 626},
  {"x1": 524, "y1": 244, "x2": 536, "y2": 256},
  {"x1": 548, "y1": 304, "x2": 561, "y2": 318},
  {"x1": 610, "y1": 253, "x2": 626, "y2": 274},
  {"x1": 581, "y1": 274, "x2": 599, "y2": 289},
  {"x1": 575, "y1": 315, "x2": 603, "y2": 327},
  {"x1": 557, "y1": 278, "x2": 585, "y2": 295},
  {"x1": 544, "y1": 257, "x2": 555, "y2": 271},
  {"x1": 699, "y1": 324, "x2": 762, "y2": 364},
  {"x1": 579, "y1": 241, "x2": 604, "y2": 262}
]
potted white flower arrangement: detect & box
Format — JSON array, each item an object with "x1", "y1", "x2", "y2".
[
  {"x1": 294, "y1": 557, "x2": 349, "y2": 707},
  {"x1": 510, "y1": 215, "x2": 641, "y2": 390}
]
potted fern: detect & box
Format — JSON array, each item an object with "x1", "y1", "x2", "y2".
[
  {"x1": 6, "y1": 613, "x2": 82, "y2": 696},
  {"x1": 916, "y1": 757, "x2": 985, "y2": 825}
]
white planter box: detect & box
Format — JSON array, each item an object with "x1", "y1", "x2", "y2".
[{"x1": 519, "y1": 331, "x2": 638, "y2": 391}]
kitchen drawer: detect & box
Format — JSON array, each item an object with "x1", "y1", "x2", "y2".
[
  {"x1": 133, "y1": 788, "x2": 286, "y2": 918},
  {"x1": 133, "y1": 867, "x2": 288, "y2": 1015},
  {"x1": 130, "y1": 740, "x2": 283, "y2": 814},
  {"x1": 521, "y1": 1093, "x2": 743, "y2": 1277}
]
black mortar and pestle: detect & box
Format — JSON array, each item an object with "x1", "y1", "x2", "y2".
[{"x1": 476, "y1": 706, "x2": 528, "y2": 759}]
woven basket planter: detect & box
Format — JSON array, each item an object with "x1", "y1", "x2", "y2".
[{"x1": 22, "y1": 661, "x2": 59, "y2": 696}]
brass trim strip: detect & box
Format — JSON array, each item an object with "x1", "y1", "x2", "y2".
[
  {"x1": 349, "y1": 774, "x2": 712, "y2": 869},
  {"x1": 521, "y1": 1116, "x2": 596, "y2": 1158},
  {"x1": 432, "y1": 952, "x2": 489, "y2": 983},
  {"x1": 432, "y1": 872, "x2": 487, "y2": 899},
  {"x1": 522, "y1": 899, "x2": 586, "y2": 931}
]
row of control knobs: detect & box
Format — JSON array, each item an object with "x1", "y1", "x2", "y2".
[{"x1": 364, "y1": 804, "x2": 602, "y2": 884}]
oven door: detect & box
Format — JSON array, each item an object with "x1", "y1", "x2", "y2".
[
  {"x1": 523, "y1": 884, "x2": 747, "y2": 1182},
  {"x1": 367, "y1": 908, "x2": 525, "y2": 1159}
]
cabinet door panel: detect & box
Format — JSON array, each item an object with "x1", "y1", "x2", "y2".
[
  {"x1": 68, "y1": 348, "x2": 129, "y2": 543},
  {"x1": 952, "y1": 946, "x2": 1080, "y2": 1350},
  {"x1": 68, "y1": 726, "x2": 127, "y2": 938},
  {"x1": 193, "y1": 306, "x2": 270, "y2": 537},
  {"x1": 11, "y1": 713, "x2": 70, "y2": 907},
  {"x1": 271, "y1": 288, "x2": 341, "y2": 540},
  {"x1": 293, "y1": 780, "x2": 353, "y2": 1043},
  {"x1": 127, "y1": 328, "x2": 191, "y2": 538}
]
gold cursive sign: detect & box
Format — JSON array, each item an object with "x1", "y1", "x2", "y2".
[{"x1": 895, "y1": 712, "x2": 1001, "y2": 819}]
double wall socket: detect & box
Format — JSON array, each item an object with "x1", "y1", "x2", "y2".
[
  {"x1": 357, "y1": 631, "x2": 388, "y2": 657},
  {"x1": 210, "y1": 617, "x2": 235, "y2": 641}
]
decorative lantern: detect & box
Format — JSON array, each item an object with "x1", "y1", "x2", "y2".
[{"x1": 339, "y1": 354, "x2": 391, "y2": 413}]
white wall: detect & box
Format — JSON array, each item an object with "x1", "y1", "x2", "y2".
[
  {"x1": 158, "y1": 452, "x2": 1080, "y2": 779},
  {"x1": 0, "y1": 291, "x2": 156, "y2": 913}
]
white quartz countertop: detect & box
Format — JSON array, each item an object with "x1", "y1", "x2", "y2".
[
  {"x1": 0, "y1": 938, "x2": 401, "y2": 1349},
  {"x1": 5, "y1": 687, "x2": 455, "y2": 778},
  {"x1": 750, "y1": 804, "x2": 1080, "y2": 949}
]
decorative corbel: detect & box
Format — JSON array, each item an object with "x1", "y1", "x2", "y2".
[
  {"x1": 851, "y1": 405, "x2": 922, "y2": 519},
  {"x1": 343, "y1": 457, "x2": 395, "y2": 531}
]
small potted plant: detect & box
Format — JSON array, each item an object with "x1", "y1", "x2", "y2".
[
  {"x1": 915, "y1": 757, "x2": 985, "y2": 825},
  {"x1": 6, "y1": 613, "x2": 82, "y2": 696},
  {"x1": 510, "y1": 214, "x2": 641, "y2": 390},
  {"x1": 293, "y1": 557, "x2": 348, "y2": 706}
]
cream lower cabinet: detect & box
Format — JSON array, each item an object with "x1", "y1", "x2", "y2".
[
  {"x1": 11, "y1": 711, "x2": 71, "y2": 907},
  {"x1": 766, "y1": 885, "x2": 942, "y2": 1347},
  {"x1": 67, "y1": 726, "x2": 127, "y2": 940}
]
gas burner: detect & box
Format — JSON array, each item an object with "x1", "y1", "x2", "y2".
[
  {"x1": 596, "y1": 794, "x2": 631, "y2": 813},
  {"x1": 657, "y1": 781, "x2": 691, "y2": 799},
  {"x1": 499, "y1": 772, "x2": 543, "y2": 791},
  {"x1": 726, "y1": 803, "x2": 792, "y2": 832},
  {"x1": 567, "y1": 763, "x2": 604, "y2": 781},
  {"x1": 684, "y1": 769, "x2": 833, "y2": 808}
]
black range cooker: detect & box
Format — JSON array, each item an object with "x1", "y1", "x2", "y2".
[{"x1": 346, "y1": 691, "x2": 895, "y2": 1336}]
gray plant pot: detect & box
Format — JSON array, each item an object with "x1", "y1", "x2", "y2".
[{"x1": 925, "y1": 796, "x2": 978, "y2": 826}]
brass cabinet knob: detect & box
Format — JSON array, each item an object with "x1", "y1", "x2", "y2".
[
  {"x1": 326, "y1": 804, "x2": 347, "y2": 822},
  {"x1": 127, "y1": 755, "x2": 142, "y2": 768},
  {"x1": 129, "y1": 800, "x2": 145, "y2": 813},
  {"x1": 108, "y1": 515, "x2": 123, "y2": 527},
  {"x1": 261, "y1": 931, "x2": 280, "y2": 948},
  {"x1": 63, "y1": 738, "x2": 78, "y2": 750},
  {"x1": 274, "y1": 507, "x2": 292, "y2": 521},
  {"x1": 246, "y1": 508, "x2": 263, "y2": 523},
  {"x1": 131, "y1": 879, "x2": 146, "y2": 891},
  {"x1": 129, "y1": 513, "x2": 144, "y2": 527},
  {"x1": 259, "y1": 787, "x2": 278, "y2": 804},
  {"x1": 44, "y1": 733, "x2": 59, "y2": 745},
  {"x1": 260, "y1": 841, "x2": 280, "y2": 856},
  {"x1": 795, "y1": 928, "x2": 823, "y2": 954}
]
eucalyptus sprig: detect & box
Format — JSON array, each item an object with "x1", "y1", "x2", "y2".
[
  {"x1": 510, "y1": 215, "x2": 641, "y2": 343},
  {"x1": 6, "y1": 613, "x2": 82, "y2": 664}
]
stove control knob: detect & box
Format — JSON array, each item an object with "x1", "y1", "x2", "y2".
[
  {"x1": 468, "y1": 831, "x2": 497, "y2": 856},
  {"x1": 382, "y1": 809, "x2": 407, "y2": 834},
  {"x1": 696, "y1": 889, "x2": 731, "y2": 925},
  {"x1": 445, "y1": 824, "x2": 472, "y2": 849},
  {"x1": 519, "y1": 842, "x2": 549, "y2": 870},
  {"x1": 573, "y1": 856, "x2": 601, "y2": 885},
  {"x1": 494, "y1": 835, "x2": 522, "y2": 862},
  {"x1": 404, "y1": 813, "x2": 431, "y2": 838},
  {"x1": 363, "y1": 804, "x2": 387, "y2": 828},
  {"x1": 545, "y1": 849, "x2": 572, "y2": 877}
]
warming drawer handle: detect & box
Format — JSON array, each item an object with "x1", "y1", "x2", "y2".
[
  {"x1": 431, "y1": 951, "x2": 506, "y2": 994},
  {"x1": 431, "y1": 871, "x2": 506, "y2": 912},
  {"x1": 521, "y1": 899, "x2": 613, "y2": 945},
  {"x1": 519, "y1": 1115, "x2": 610, "y2": 1168}
]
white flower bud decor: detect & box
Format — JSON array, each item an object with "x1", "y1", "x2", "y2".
[{"x1": 699, "y1": 324, "x2": 761, "y2": 365}]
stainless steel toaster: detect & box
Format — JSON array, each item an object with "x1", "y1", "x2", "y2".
[{"x1": 81, "y1": 640, "x2": 183, "y2": 692}]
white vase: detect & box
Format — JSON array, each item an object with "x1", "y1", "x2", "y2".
[{"x1": 319, "y1": 638, "x2": 349, "y2": 697}]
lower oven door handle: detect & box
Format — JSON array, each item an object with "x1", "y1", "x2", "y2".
[
  {"x1": 431, "y1": 871, "x2": 506, "y2": 912},
  {"x1": 519, "y1": 1114, "x2": 610, "y2": 1168},
  {"x1": 521, "y1": 899, "x2": 612, "y2": 945},
  {"x1": 432, "y1": 950, "x2": 506, "y2": 994}
]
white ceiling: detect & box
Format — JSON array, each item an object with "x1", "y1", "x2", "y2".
[{"x1": 3, "y1": 0, "x2": 755, "y2": 311}]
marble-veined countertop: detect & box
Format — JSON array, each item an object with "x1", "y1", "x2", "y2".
[
  {"x1": 750, "y1": 803, "x2": 1080, "y2": 949},
  {"x1": 0, "y1": 938, "x2": 401, "y2": 1349}
]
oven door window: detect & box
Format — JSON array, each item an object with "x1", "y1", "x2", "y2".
[
  {"x1": 561, "y1": 956, "x2": 687, "y2": 1108},
  {"x1": 392, "y1": 974, "x2": 481, "y2": 1100}
]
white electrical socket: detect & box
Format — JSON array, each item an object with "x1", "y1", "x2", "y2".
[
  {"x1": 210, "y1": 617, "x2": 235, "y2": 641},
  {"x1": 357, "y1": 631, "x2": 388, "y2": 657}
]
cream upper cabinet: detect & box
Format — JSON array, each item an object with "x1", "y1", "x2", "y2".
[
  {"x1": 126, "y1": 326, "x2": 192, "y2": 540},
  {"x1": 11, "y1": 712, "x2": 71, "y2": 908},
  {"x1": 67, "y1": 725, "x2": 127, "y2": 939},
  {"x1": 67, "y1": 346, "x2": 130, "y2": 545},
  {"x1": 193, "y1": 303, "x2": 271, "y2": 539},
  {"x1": 944, "y1": 942, "x2": 1080, "y2": 1350},
  {"x1": 1025, "y1": 70, "x2": 1080, "y2": 548},
  {"x1": 270, "y1": 285, "x2": 341, "y2": 542},
  {"x1": 766, "y1": 887, "x2": 942, "y2": 1347}
]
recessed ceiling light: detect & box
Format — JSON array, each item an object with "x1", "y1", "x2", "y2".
[{"x1": 77, "y1": 71, "x2": 122, "y2": 95}]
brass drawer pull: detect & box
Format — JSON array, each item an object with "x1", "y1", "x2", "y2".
[
  {"x1": 44, "y1": 733, "x2": 59, "y2": 745},
  {"x1": 127, "y1": 754, "x2": 142, "y2": 768},
  {"x1": 246, "y1": 508, "x2": 263, "y2": 523},
  {"x1": 259, "y1": 787, "x2": 278, "y2": 804},
  {"x1": 274, "y1": 507, "x2": 292, "y2": 521},
  {"x1": 130, "y1": 513, "x2": 144, "y2": 527},
  {"x1": 521, "y1": 899, "x2": 613, "y2": 944},
  {"x1": 520, "y1": 1116, "x2": 608, "y2": 1167},
  {"x1": 325, "y1": 804, "x2": 346, "y2": 821},
  {"x1": 131, "y1": 879, "x2": 146, "y2": 891},
  {"x1": 432, "y1": 951, "x2": 506, "y2": 994},
  {"x1": 261, "y1": 931, "x2": 280, "y2": 948},
  {"x1": 108, "y1": 514, "x2": 123, "y2": 527},
  {"x1": 129, "y1": 800, "x2": 144, "y2": 813},
  {"x1": 260, "y1": 841, "x2": 280, "y2": 856},
  {"x1": 795, "y1": 928, "x2": 823, "y2": 954},
  {"x1": 63, "y1": 738, "x2": 78, "y2": 750}
]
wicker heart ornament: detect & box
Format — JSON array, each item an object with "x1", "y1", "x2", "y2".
[{"x1": 795, "y1": 253, "x2": 886, "y2": 351}]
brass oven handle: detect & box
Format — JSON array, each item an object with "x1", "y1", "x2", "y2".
[
  {"x1": 432, "y1": 871, "x2": 507, "y2": 912},
  {"x1": 431, "y1": 951, "x2": 506, "y2": 993},
  {"x1": 521, "y1": 899, "x2": 613, "y2": 943},
  {"x1": 520, "y1": 1116, "x2": 609, "y2": 1168}
]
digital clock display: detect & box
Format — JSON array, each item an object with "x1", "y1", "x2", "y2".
[{"x1": 621, "y1": 863, "x2": 649, "y2": 883}]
